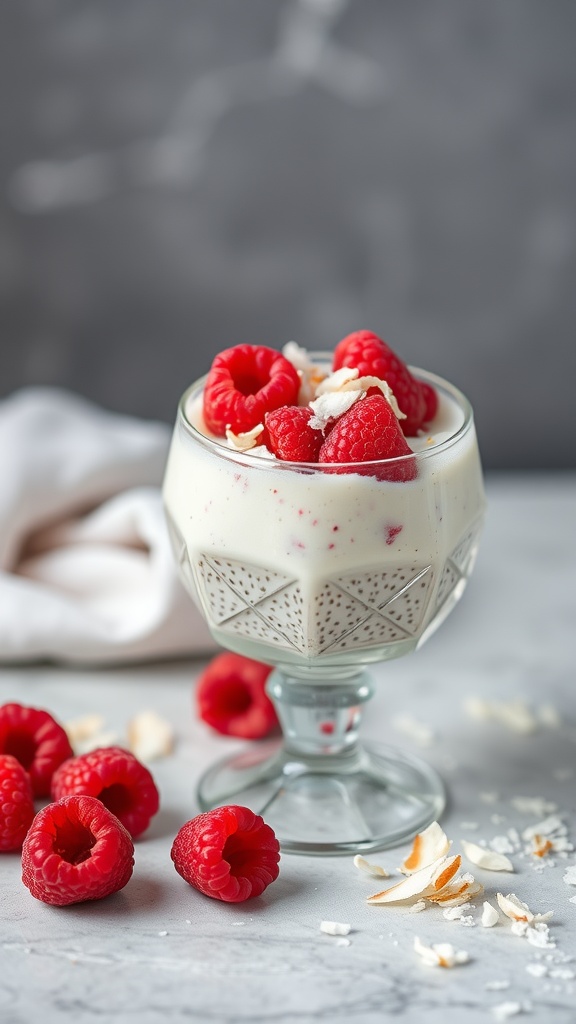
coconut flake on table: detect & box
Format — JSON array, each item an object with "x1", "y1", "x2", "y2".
[
  {"x1": 491, "y1": 1002, "x2": 525, "y2": 1021},
  {"x1": 127, "y1": 710, "x2": 174, "y2": 762},
  {"x1": 400, "y1": 821, "x2": 451, "y2": 875},
  {"x1": 510, "y1": 797, "x2": 558, "y2": 816},
  {"x1": 563, "y1": 865, "x2": 576, "y2": 886},
  {"x1": 65, "y1": 713, "x2": 107, "y2": 754},
  {"x1": 319, "y1": 921, "x2": 351, "y2": 936},
  {"x1": 461, "y1": 840, "x2": 514, "y2": 872},
  {"x1": 413, "y1": 936, "x2": 469, "y2": 968},
  {"x1": 353, "y1": 854, "x2": 390, "y2": 878},
  {"x1": 464, "y1": 697, "x2": 538, "y2": 734},
  {"x1": 481, "y1": 902, "x2": 500, "y2": 927},
  {"x1": 391, "y1": 714, "x2": 435, "y2": 747}
]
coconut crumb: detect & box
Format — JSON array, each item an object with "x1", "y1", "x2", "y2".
[
  {"x1": 464, "y1": 697, "x2": 538, "y2": 734},
  {"x1": 481, "y1": 902, "x2": 500, "y2": 928},
  {"x1": 491, "y1": 1002, "x2": 524, "y2": 1021},
  {"x1": 320, "y1": 921, "x2": 351, "y2": 936},
  {"x1": 563, "y1": 865, "x2": 576, "y2": 886},
  {"x1": 510, "y1": 797, "x2": 557, "y2": 816}
]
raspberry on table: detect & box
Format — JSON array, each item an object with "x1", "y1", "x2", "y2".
[
  {"x1": 196, "y1": 653, "x2": 278, "y2": 739},
  {"x1": 203, "y1": 344, "x2": 300, "y2": 436},
  {"x1": 264, "y1": 405, "x2": 324, "y2": 463},
  {"x1": 21, "y1": 795, "x2": 134, "y2": 905},
  {"x1": 171, "y1": 804, "x2": 280, "y2": 903},
  {"x1": 0, "y1": 702, "x2": 73, "y2": 797},
  {"x1": 51, "y1": 746, "x2": 160, "y2": 839},
  {"x1": 332, "y1": 330, "x2": 435, "y2": 436},
  {"x1": 0, "y1": 754, "x2": 35, "y2": 852},
  {"x1": 318, "y1": 393, "x2": 418, "y2": 482}
]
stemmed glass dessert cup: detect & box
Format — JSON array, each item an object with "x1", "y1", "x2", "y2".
[{"x1": 163, "y1": 356, "x2": 485, "y2": 855}]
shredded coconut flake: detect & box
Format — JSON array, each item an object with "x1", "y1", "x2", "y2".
[
  {"x1": 461, "y1": 840, "x2": 514, "y2": 872},
  {"x1": 510, "y1": 797, "x2": 557, "y2": 816},
  {"x1": 464, "y1": 697, "x2": 538, "y2": 734},
  {"x1": 308, "y1": 390, "x2": 361, "y2": 431}
]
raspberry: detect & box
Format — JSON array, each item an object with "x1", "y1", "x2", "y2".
[
  {"x1": 171, "y1": 804, "x2": 280, "y2": 902},
  {"x1": 264, "y1": 405, "x2": 324, "y2": 463},
  {"x1": 21, "y1": 795, "x2": 134, "y2": 905},
  {"x1": 0, "y1": 754, "x2": 35, "y2": 851},
  {"x1": 332, "y1": 330, "x2": 435, "y2": 436},
  {"x1": 196, "y1": 653, "x2": 277, "y2": 739},
  {"x1": 0, "y1": 703, "x2": 73, "y2": 797},
  {"x1": 203, "y1": 344, "x2": 300, "y2": 436},
  {"x1": 51, "y1": 747, "x2": 159, "y2": 838},
  {"x1": 318, "y1": 393, "x2": 417, "y2": 481}
]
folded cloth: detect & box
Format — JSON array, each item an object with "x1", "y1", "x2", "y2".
[{"x1": 0, "y1": 388, "x2": 214, "y2": 664}]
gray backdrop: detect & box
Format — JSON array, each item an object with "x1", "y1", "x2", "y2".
[{"x1": 1, "y1": 0, "x2": 575, "y2": 470}]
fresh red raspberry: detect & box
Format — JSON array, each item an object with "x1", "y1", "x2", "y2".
[
  {"x1": 318, "y1": 393, "x2": 417, "y2": 481},
  {"x1": 171, "y1": 804, "x2": 280, "y2": 902},
  {"x1": 264, "y1": 405, "x2": 324, "y2": 462},
  {"x1": 203, "y1": 344, "x2": 300, "y2": 436},
  {"x1": 21, "y1": 795, "x2": 134, "y2": 905},
  {"x1": 196, "y1": 653, "x2": 277, "y2": 739},
  {"x1": 0, "y1": 703, "x2": 73, "y2": 797},
  {"x1": 0, "y1": 754, "x2": 35, "y2": 851},
  {"x1": 332, "y1": 330, "x2": 435, "y2": 436},
  {"x1": 51, "y1": 747, "x2": 159, "y2": 839}
]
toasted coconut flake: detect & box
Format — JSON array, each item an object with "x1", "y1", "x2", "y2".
[
  {"x1": 367, "y1": 854, "x2": 459, "y2": 906},
  {"x1": 427, "y1": 874, "x2": 483, "y2": 907},
  {"x1": 400, "y1": 821, "x2": 451, "y2": 875},
  {"x1": 496, "y1": 892, "x2": 533, "y2": 923},
  {"x1": 353, "y1": 855, "x2": 390, "y2": 878},
  {"x1": 530, "y1": 834, "x2": 554, "y2": 858},
  {"x1": 225, "y1": 422, "x2": 264, "y2": 452},
  {"x1": 319, "y1": 921, "x2": 351, "y2": 936},
  {"x1": 282, "y1": 342, "x2": 327, "y2": 404},
  {"x1": 461, "y1": 840, "x2": 514, "y2": 873},
  {"x1": 127, "y1": 710, "x2": 174, "y2": 762},
  {"x1": 481, "y1": 902, "x2": 500, "y2": 928},
  {"x1": 413, "y1": 936, "x2": 469, "y2": 968}
]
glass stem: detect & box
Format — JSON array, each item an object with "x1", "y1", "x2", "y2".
[{"x1": 265, "y1": 669, "x2": 374, "y2": 758}]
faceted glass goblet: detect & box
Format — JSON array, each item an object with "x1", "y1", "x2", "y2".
[{"x1": 163, "y1": 359, "x2": 485, "y2": 855}]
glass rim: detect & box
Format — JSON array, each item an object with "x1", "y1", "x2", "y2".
[{"x1": 175, "y1": 359, "x2": 475, "y2": 472}]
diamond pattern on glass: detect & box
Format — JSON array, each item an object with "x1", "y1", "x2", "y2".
[{"x1": 193, "y1": 552, "x2": 437, "y2": 655}]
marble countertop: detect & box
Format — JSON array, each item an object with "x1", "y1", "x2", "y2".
[{"x1": 1, "y1": 473, "x2": 575, "y2": 1024}]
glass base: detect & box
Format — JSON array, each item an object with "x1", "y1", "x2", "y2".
[{"x1": 197, "y1": 739, "x2": 446, "y2": 856}]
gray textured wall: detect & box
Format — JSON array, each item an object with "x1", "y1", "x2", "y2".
[{"x1": 1, "y1": 0, "x2": 575, "y2": 470}]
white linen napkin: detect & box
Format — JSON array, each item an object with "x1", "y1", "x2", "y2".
[{"x1": 0, "y1": 387, "x2": 214, "y2": 664}]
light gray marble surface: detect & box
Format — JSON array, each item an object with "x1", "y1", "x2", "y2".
[{"x1": 1, "y1": 473, "x2": 575, "y2": 1024}]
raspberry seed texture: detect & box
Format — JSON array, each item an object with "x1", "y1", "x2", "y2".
[
  {"x1": 0, "y1": 702, "x2": 73, "y2": 797},
  {"x1": 171, "y1": 804, "x2": 280, "y2": 902},
  {"x1": 196, "y1": 653, "x2": 278, "y2": 739},
  {"x1": 21, "y1": 795, "x2": 134, "y2": 905},
  {"x1": 51, "y1": 746, "x2": 160, "y2": 838},
  {"x1": 0, "y1": 754, "x2": 35, "y2": 851}
]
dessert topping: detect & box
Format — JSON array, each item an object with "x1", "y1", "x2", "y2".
[{"x1": 203, "y1": 344, "x2": 300, "y2": 435}]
